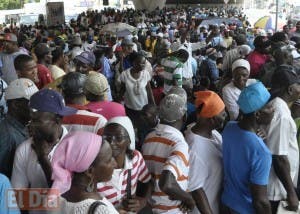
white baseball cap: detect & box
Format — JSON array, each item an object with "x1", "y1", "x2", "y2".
[{"x1": 5, "y1": 78, "x2": 39, "y2": 100}]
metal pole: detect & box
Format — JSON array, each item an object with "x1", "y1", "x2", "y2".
[{"x1": 275, "y1": 0, "x2": 279, "y2": 31}]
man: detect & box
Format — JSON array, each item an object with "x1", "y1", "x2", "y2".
[
  {"x1": 11, "y1": 89, "x2": 76, "y2": 189},
  {"x1": 49, "y1": 46, "x2": 65, "y2": 80},
  {"x1": 186, "y1": 91, "x2": 226, "y2": 214},
  {"x1": 119, "y1": 38, "x2": 135, "y2": 72},
  {"x1": 74, "y1": 51, "x2": 96, "y2": 75},
  {"x1": 100, "y1": 47, "x2": 114, "y2": 86},
  {"x1": 85, "y1": 71, "x2": 125, "y2": 120},
  {"x1": 247, "y1": 36, "x2": 271, "y2": 78},
  {"x1": 14, "y1": 54, "x2": 39, "y2": 85},
  {"x1": 222, "y1": 81, "x2": 274, "y2": 213},
  {"x1": 142, "y1": 93, "x2": 195, "y2": 214},
  {"x1": 266, "y1": 65, "x2": 300, "y2": 213},
  {"x1": 0, "y1": 33, "x2": 22, "y2": 84},
  {"x1": 34, "y1": 43, "x2": 53, "y2": 89},
  {"x1": 153, "y1": 32, "x2": 170, "y2": 62},
  {"x1": 0, "y1": 78, "x2": 38, "y2": 178},
  {"x1": 59, "y1": 72, "x2": 107, "y2": 134},
  {"x1": 291, "y1": 21, "x2": 300, "y2": 38},
  {"x1": 160, "y1": 49, "x2": 189, "y2": 94}
]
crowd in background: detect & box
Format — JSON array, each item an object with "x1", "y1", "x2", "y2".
[{"x1": 0, "y1": 5, "x2": 300, "y2": 214}]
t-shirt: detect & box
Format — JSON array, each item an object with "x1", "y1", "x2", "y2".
[
  {"x1": 161, "y1": 56, "x2": 184, "y2": 94},
  {"x1": 0, "y1": 173, "x2": 20, "y2": 214},
  {"x1": 119, "y1": 68, "x2": 151, "y2": 111},
  {"x1": 222, "y1": 122, "x2": 272, "y2": 213},
  {"x1": 185, "y1": 126, "x2": 223, "y2": 214},
  {"x1": 86, "y1": 101, "x2": 126, "y2": 120}
]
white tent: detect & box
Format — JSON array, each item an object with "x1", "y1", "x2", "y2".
[{"x1": 132, "y1": 0, "x2": 166, "y2": 11}]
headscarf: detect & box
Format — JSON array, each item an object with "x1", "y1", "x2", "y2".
[
  {"x1": 106, "y1": 116, "x2": 135, "y2": 150},
  {"x1": 51, "y1": 131, "x2": 102, "y2": 195},
  {"x1": 194, "y1": 90, "x2": 225, "y2": 118}
]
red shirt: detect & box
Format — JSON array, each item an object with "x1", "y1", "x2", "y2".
[
  {"x1": 36, "y1": 64, "x2": 53, "y2": 89},
  {"x1": 247, "y1": 51, "x2": 270, "y2": 78},
  {"x1": 85, "y1": 101, "x2": 126, "y2": 120}
]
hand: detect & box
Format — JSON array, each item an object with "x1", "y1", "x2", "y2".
[
  {"x1": 122, "y1": 197, "x2": 141, "y2": 212},
  {"x1": 179, "y1": 194, "x2": 195, "y2": 213},
  {"x1": 256, "y1": 128, "x2": 267, "y2": 140},
  {"x1": 286, "y1": 193, "x2": 299, "y2": 211}
]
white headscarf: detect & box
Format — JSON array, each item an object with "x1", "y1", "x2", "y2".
[{"x1": 106, "y1": 116, "x2": 135, "y2": 150}]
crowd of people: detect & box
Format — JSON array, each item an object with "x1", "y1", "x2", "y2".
[{"x1": 0, "y1": 5, "x2": 300, "y2": 214}]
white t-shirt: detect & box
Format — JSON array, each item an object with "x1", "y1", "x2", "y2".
[
  {"x1": 11, "y1": 126, "x2": 68, "y2": 189},
  {"x1": 119, "y1": 68, "x2": 151, "y2": 110},
  {"x1": 185, "y1": 125, "x2": 223, "y2": 214},
  {"x1": 266, "y1": 97, "x2": 299, "y2": 201},
  {"x1": 222, "y1": 79, "x2": 257, "y2": 120},
  {"x1": 47, "y1": 197, "x2": 118, "y2": 214}
]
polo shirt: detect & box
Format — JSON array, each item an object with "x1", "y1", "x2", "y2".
[
  {"x1": 0, "y1": 115, "x2": 29, "y2": 178},
  {"x1": 62, "y1": 104, "x2": 107, "y2": 135},
  {"x1": 266, "y1": 97, "x2": 299, "y2": 201},
  {"x1": 142, "y1": 124, "x2": 189, "y2": 214},
  {"x1": 222, "y1": 122, "x2": 272, "y2": 213},
  {"x1": 97, "y1": 150, "x2": 151, "y2": 208},
  {"x1": 185, "y1": 125, "x2": 222, "y2": 214},
  {"x1": 11, "y1": 126, "x2": 68, "y2": 189}
]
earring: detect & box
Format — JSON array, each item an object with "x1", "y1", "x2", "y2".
[{"x1": 86, "y1": 177, "x2": 94, "y2": 193}]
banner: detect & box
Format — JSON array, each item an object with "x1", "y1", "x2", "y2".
[{"x1": 46, "y1": 2, "x2": 65, "y2": 26}]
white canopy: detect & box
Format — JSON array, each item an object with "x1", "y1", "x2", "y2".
[{"x1": 132, "y1": 0, "x2": 166, "y2": 11}]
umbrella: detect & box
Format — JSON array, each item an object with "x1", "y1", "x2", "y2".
[
  {"x1": 200, "y1": 18, "x2": 242, "y2": 27},
  {"x1": 116, "y1": 29, "x2": 132, "y2": 37},
  {"x1": 254, "y1": 16, "x2": 273, "y2": 30},
  {"x1": 100, "y1": 22, "x2": 137, "y2": 34}
]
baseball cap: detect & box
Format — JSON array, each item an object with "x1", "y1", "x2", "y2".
[
  {"x1": 29, "y1": 89, "x2": 77, "y2": 116},
  {"x1": 232, "y1": 59, "x2": 250, "y2": 72},
  {"x1": 2, "y1": 33, "x2": 17, "y2": 42},
  {"x1": 238, "y1": 81, "x2": 270, "y2": 114},
  {"x1": 121, "y1": 38, "x2": 134, "y2": 46},
  {"x1": 59, "y1": 72, "x2": 87, "y2": 95},
  {"x1": 271, "y1": 65, "x2": 300, "y2": 91},
  {"x1": 75, "y1": 51, "x2": 96, "y2": 66},
  {"x1": 85, "y1": 71, "x2": 109, "y2": 97},
  {"x1": 159, "y1": 94, "x2": 187, "y2": 123},
  {"x1": 194, "y1": 91, "x2": 225, "y2": 118},
  {"x1": 5, "y1": 78, "x2": 39, "y2": 101},
  {"x1": 166, "y1": 86, "x2": 187, "y2": 104}
]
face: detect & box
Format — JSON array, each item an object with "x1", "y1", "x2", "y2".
[
  {"x1": 288, "y1": 83, "x2": 300, "y2": 102},
  {"x1": 19, "y1": 60, "x2": 39, "y2": 83},
  {"x1": 141, "y1": 107, "x2": 159, "y2": 129},
  {"x1": 257, "y1": 102, "x2": 275, "y2": 125},
  {"x1": 102, "y1": 124, "x2": 130, "y2": 158},
  {"x1": 122, "y1": 45, "x2": 133, "y2": 55},
  {"x1": 283, "y1": 26, "x2": 289, "y2": 33},
  {"x1": 211, "y1": 110, "x2": 227, "y2": 130},
  {"x1": 11, "y1": 98, "x2": 31, "y2": 124},
  {"x1": 45, "y1": 52, "x2": 53, "y2": 65},
  {"x1": 134, "y1": 57, "x2": 146, "y2": 71},
  {"x1": 75, "y1": 60, "x2": 91, "y2": 75},
  {"x1": 3, "y1": 41, "x2": 16, "y2": 54},
  {"x1": 91, "y1": 140, "x2": 117, "y2": 182},
  {"x1": 232, "y1": 67, "x2": 249, "y2": 90},
  {"x1": 28, "y1": 111, "x2": 61, "y2": 143}
]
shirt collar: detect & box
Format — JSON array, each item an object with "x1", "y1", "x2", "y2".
[{"x1": 48, "y1": 125, "x2": 68, "y2": 161}]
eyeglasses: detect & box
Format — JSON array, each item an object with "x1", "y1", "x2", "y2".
[{"x1": 102, "y1": 135, "x2": 129, "y2": 143}]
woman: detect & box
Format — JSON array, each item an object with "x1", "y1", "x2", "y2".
[
  {"x1": 118, "y1": 53, "x2": 155, "y2": 127},
  {"x1": 97, "y1": 116, "x2": 152, "y2": 213},
  {"x1": 49, "y1": 131, "x2": 118, "y2": 214}
]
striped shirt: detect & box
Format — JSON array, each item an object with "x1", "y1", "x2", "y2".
[
  {"x1": 97, "y1": 150, "x2": 151, "y2": 208},
  {"x1": 142, "y1": 124, "x2": 189, "y2": 214},
  {"x1": 161, "y1": 56, "x2": 184, "y2": 94},
  {"x1": 63, "y1": 104, "x2": 107, "y2": 135}
]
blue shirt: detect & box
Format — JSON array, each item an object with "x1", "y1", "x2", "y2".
[
  {"x1": 0, "y1": 115, "x2": 29, "y2": 178},
  {"x1": 101, "y1": 56, "x2": 114, "y2": 81},
  {"x1": 206, "y1": 58, "x2": 219, "y2": 82},
  {"x1": 0, "y1": 174, "x2": 20, "y2": 214},
  {"x1": 222, "y1": 122, "x2": 272, "y2": 214}
]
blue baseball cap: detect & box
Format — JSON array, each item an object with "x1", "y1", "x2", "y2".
[
  {"x1": 75, "y1": 51, "x2": 96, "y2": 66},
  {"x1": 29, "y1": 89, "x2": 77, "y2": 116},
  {"x1": 237, "y1": 81, "x2": 270, "y2": 114}
]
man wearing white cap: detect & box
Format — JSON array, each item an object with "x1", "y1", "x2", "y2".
[
  {"x1": 222, "y1": 59, "x2": 256, "y2": 120},
  {"x1": 0, "y1": 78, "x2": 39, "y2": 178}
]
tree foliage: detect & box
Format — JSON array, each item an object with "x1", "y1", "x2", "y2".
[{"x1": 0, "y1": 0, "x2": 40, "y2": 10}]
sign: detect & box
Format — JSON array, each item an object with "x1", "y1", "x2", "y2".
[
  {"x1": 7, "y1": 188, "x2": 60, "y2": 211},
  {"x1": 46, "y1": 2, "x2": 65, "y2": 26}
]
